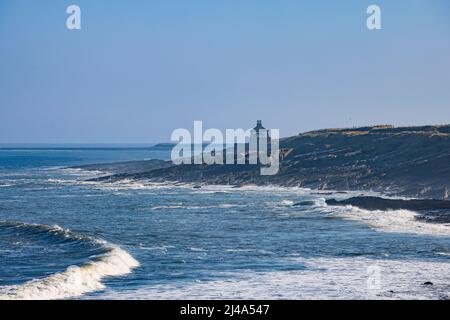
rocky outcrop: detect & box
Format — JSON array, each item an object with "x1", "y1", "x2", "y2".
[
  {"x1": 75, "y1": 125, "x2": 450, "y2": 200},
  {"x1": 325, "y1": 196, "x2": 450, "y2": 211},
  {"x1": 326, "y1": 196, "x2": 450, "y2": 223}
]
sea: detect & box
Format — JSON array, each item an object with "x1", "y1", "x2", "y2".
[{"x1": 0, "y1": 146, "x2": 450, "y2": 300}]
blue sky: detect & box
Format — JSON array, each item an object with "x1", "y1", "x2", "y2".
[{"x1": 0, "y1": 0, "x2": 449, "y2": 143}]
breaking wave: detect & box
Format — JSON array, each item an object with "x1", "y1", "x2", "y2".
[
  {"x1": 322, "y1": 204, "x2": 450, "y2": 236},
  {"x1": 0, "y1": 221, "x2": 139, "y2": 300}
]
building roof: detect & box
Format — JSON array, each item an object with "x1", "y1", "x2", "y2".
[{"x1": 253, "y1": 120, "x2": 265, "y2": 131}]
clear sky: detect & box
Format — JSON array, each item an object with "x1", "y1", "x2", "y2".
[{"x1": 1, "y1": 0, "x2": 449, "y2": 143}]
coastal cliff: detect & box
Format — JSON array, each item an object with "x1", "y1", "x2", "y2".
[{"x1": 78, "y1": 125, "x2": 450, "y2": 200}]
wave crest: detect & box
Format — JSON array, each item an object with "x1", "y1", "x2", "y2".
[{"x1": 0, "y1": 221, "x2": 139, "y2": 300}]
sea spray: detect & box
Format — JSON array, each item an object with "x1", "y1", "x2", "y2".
[{"x1": 0, "y1": 222, "x2": 139, "y2": 300}]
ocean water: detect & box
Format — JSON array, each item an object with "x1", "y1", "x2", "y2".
[{"x1": 1, "y1": 148, "x2": 450, "y2": 300}]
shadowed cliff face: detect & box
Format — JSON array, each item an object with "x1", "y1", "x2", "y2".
[
  {"x1": 276, "y1": 125, "x2": 450, "y2": 199},
  {"x1": 83, "y1": 125, "x2": 450, "y2": 200}
]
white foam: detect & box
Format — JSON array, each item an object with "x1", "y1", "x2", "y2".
[
  {"x1": 225, "y1": 248, "x2": 254, "y2": 253},
  {"x1": 148, "y1": 203, "x2": 245, "y2": 211},
  {"x1": 0, "y1": 225, "x2": 139, "y2": 300},
  {"x1": 138, "y1": 244, "x2": 175, "y2": 252},
  {"x1": 0, "y1": 183, "x2": 13, "y2": 188},
  {"x1": 436, "y1": 252, "x2": 450, "y2": 256},
  {"x1": 265, "y1": 199, "x2": 295, "y2": 207},
  {"x1": 46, "y1": 177, "x2": 98, "y2": 188},
  {"x1": 150, "y1": 204, "x2": 185, "y2": 210},
  {"x1": 98, "y1": 257, "x2": 450, "y2": 300},
  {"x1": 95, "y1": 180, "x2": 186, "y2": 191},
  {"x1": 58, "y1": 167, "x2": 107, "y2": 177},
  {"x1": 329, "y1": 205, "x2": 450, "y2": 236},
  {"x1": 218, "y1": 203, "x2": 245, "y2": 208},
  {"x1": 77, "y1": 177, "x2": 450, "y2": 237},
  {"x1": 235, "y1": 184, "x2": 313, "y2": 195}
]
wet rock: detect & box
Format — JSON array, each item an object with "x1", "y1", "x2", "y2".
[
  {"x1": 326, "y1": 197, "x2": 450, "y2": 211},
  {"x1": 73, "y1": 124, "x2": 450, "y2": 201},
  {"x1": 293, "y1": 201, "x2": 315, "y2": 206}
]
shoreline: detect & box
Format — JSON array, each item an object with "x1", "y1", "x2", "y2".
[
  {"x1": 73, "y1": 124, "x2": 450, "y2": 201},
  {"x1": 326, "y1": 196, "x2": 450, "y2": 224},
  {"x1": 70, "y1": 162, "x2": 450, "y2": 226}
]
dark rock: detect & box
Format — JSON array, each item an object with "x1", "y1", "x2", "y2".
[
  {"x1": 311, "y1": 192, "x2": 334, "y2": 195},
  {"x1": 326, "y1": 197, "x2": 450, "y2": 223},
  {"x1": 325, "y1": 197, "x2": 450, "y2": 211},
  {"x1": 72, "y1": 124, "x2": 450, "y2": 201},
  {"x1": 293, "y1": 201, "x2": 315, "y2": 206}
]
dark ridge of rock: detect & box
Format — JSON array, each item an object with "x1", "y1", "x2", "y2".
[
  {"x1": 326, "y1": 196, "x2": 450, "y2": 223},
  {"x1": 325, "y1": 196, "x2": 450, "y2": 211},
  {"x1": 71, "y1": 124, "x2": 450, "y2": 200},
  {"x1": 293, "y1": 201, "x2": 316, "y2": 206}
]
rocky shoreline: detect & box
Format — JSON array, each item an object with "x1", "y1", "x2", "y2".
[
  {"x1": 77, "y1": 125, "x2": 450, "y2": 198},
  {"x1": 72, "y1": 125, "x2": 450, "y2": 224},
  {"x1": 326, "y1": 196, "x2": 450, "y2": 224}
]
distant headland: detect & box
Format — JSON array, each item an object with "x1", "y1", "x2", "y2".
[{"x1": 74, "y1": 124, "x2": 450, "y2": 200}]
